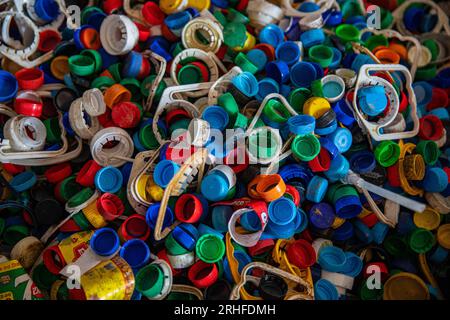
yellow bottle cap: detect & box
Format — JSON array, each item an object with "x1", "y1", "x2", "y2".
[
  {"x1": 234, "y1": 32, "x2": 256, "y2": 52},
  {"x1": 136, "y1": 174, "x2": 151, "y2": 201},
  {"x1": 331, "y1": 216, "x2": 346, "y2": 229},
  {"x1": 413, "y1": 207, "x2": 441, "y2": 230},
  {"x1": 50, "y1": 56, "x2": 70, "y2": 80},
  {"x1": 160, "y1": 0, "x2": 185, "y2": 14},
  {"x1": 383, "y1": 272, "x2": 430, "y2": 300},
  {"x1": 187, "y1": 0, "x2": 211, "y2": 11},
  {"x1": 147, "y1": 184, "x2": 164, "y2": 202},
  {"x1": 303, "y1": 97, "x2": 331, "y2": 119},
  {"x1": 437, "y1": 224, "x2": 450, "y2": 249},
  {"x1": 82, "y1": 200, "x2": 107, "y2": 228}
]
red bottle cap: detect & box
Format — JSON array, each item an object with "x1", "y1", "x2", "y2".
[
  {"x1": 418, "y1": 114, "x2": 444, "y2": 141},
  {"x1": 136, "y1": 22, "x2": 151, "y2": 42},
  {"x1": 14, "y1": 98, "x2": 43, "y2": 117},
  {"x1": 188, "y1": 61, "x2": 210, "y2": 82},
  {"x1": 236, "y1": 0, "x2": 249, "y2": 11},
  {"x1": 284, "y1": 185, "x2": 301, "y2": 206},
  {"x1": 188, "y1": 260, "x2": 219, "y2": 288},
  {"x1": 427, "y1": 87, "x2": 449, "y2": 111},
  {"x1": 399, "y1": 90, "x2": 408, "y2": 113},
  {"x1": 161, "y1": 23, "x2": 179, "y2": 43},
  {"x1": 111, "y1": 101, "x2": 141, "y2": 128},
  {"x1": 120, "y1": 214, "x2": 151, "y2": 241},
  {"x1": 142, "y1": 2, "x2": 165, "y2": 25},
  {"x1": 286, "y1": 239, "x2": 316, "y2": 268},
  {"x1": 248, "y1": 239, "x2": 275, "y2": 256},
  {"x1": 102, "y1": 0, "x2": 123, "y2": 14},
  {"x1": 363, "y1": 262, "x2": 389, "y2": 281},
  {"x1": 97, "y1": 193, "x2": 124, "y2": 221},
  {"x1": 308, "y1": 147, "x2": 331, "y2": 172},
  {"x1": 224, "y1": 147, "x2": 249, "y2": 174},
  {"x1": 59, "y1": 218, "x2": 82, "y2": 232},
  {"x1": 76, "y1": 160, "x2": 102, "y2": 187},
  {"x1": 2, "y1": 163, "x2": 25, "y2": 175},
  {"x1": 42, "y1": 245, "x2": 66, "y2": 275},
  {"x1": 138, "y1": 58, "x2": 151, "y2": 79},
  {"x1": 15, "y1": 68, "x2": 44, "y2": 90},
  {"x1": 175, "y1": 194, "x2": 203, "y2": 223},
  {"x1": 386, "y1": 163, "x2": 401, "y2": 187},
  {"x1": 359, "y1": 212, "x2": 379, "y2": 228},
  {"x1": 44, "y1": 162, "x2": 72, "y2": 184},
  {"x1": 165, "y1": 109, "x2": 191, "y2": 126},
  {"x1": 38, "y1": 29, "x2": 62, "y2": 52},
  {"x1": 97, "y1": 108, "x2": 115, "y2": 128}
]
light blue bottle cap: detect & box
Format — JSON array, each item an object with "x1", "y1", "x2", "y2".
[
  {"x1": 10, "y1": 171, "x2": 37, "y2": 193},
  {"x1": 197, "y1": 223, "x2": 224, "y2": 239},
  {"x1": 95, "y1": 166, "x2": 123, "y2": 193},
  {"x1": 357, "y1": 85, "x2": 388, "y2": 116},
  {"x1": 153, "y1": 160, "x2": 180, "y2": 188},
  {"x1": 268, "y1": 197, "x2": 296, "y2": 226},
  {"x1": 201, "y1": 173, "x2": 229, "y2": 201},
  {"x1": 372, "y1": 221, "x2": 389, "y2": 245},
  {"x1": 300, "y1": 29, "x2": 325, "y2": 48},
  {"x1": 317, "y1": 246, "x2": 347, "y2": 272},
  {"x1": 259, "y1": 24, "x2": 285, "y2": 48},
  {"x1": 314, "y1": 279, "x2": 339, "y2": 300},
  {"x1": 256, "y1": 77, "x2": 280, "y2": 101},
  {"x1": 246, "y1": 49, "x2": 268, "y2": 72},
  {"x1": 211, "y1": 205, "x2": 233, "y2": 233},
  {"x1": 327, "y1": 127, "x2": 352, "y2": 153},
  {"x1": 306, "y1": 176, "x2": 329, "y2": 203},
  {"x1": 340, "y1": 252, "x2": 363, "y2": 277}
]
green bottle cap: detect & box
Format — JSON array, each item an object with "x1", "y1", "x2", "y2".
[
  {"x1": 67, "y1": 188, "x2": 94, "y2": 208},
  {"x1": 233, "y1": 112, "x2": 248, "y2": 129},
  {"x1": 291, "y1": 134, "x2": 321, "y2": 162},
  {"x1": 409, "y1": 228, "x2": 436, "y2": 253},
  {"x1": 139, "y1": 123, "x2": 161, "y2": 150},
  {"x1": 365, "y1": 34, "x2": 389, "y2": 51},
  {"x1": 415, "y1": 65, "x2": 437, "y2": 81},
  {"x1": 120, "y1": 78, "x2": 142, "y2": 101},
  {"x1": 68, "y1": 55, "x2": 95, "y2": 77},
  {"x1": 141, "y1": 75, "x2": 167, "y2": 100},
  {"x1": 165, "y1": 232, "x2": 189, "y2": 255},
  {"x1": 311, "y1": 79, "x2": 324, "y2": 98},
  {"x1": 309, "y1": 45, "x2": 334, "y2": 68},
  {"x1": 135, "y1": 264, "x2": 165, "y2": 298},
  {"x1": 218, "y1": 92, "x2": 239, "y2": 118},
  {"x1": 213, "y1": 9, "x2": 228, "y2": 27},
  {"x1": 335, "y1": 24, "x2": 360, "y2": 43},
  {"x1": 177, "y1": 64, "x2": 204, "y2": 85},
  {"x1": 223, "y1": 22, "x2": 247, "y2": 48},
  {"x1": 416, "y1": 140, "x2": 440, "y2": 165},
  {"x1": 384, "y1": 234, "x2": 409, "y2": 257},
  {"x1": 73, "y1": 211, "x2": 92, "y2": 230},
  {"x1": 3, "y1": 225, "x2": 29, "y2": 246},
  {"x1": 32, "y1": 263, "x2": 61, "y2": 291},
  {"x1": 59, "y1": 176, "x2": 83, "y2": 201},
  {"x1": 288, "y1": 88, "x2": 311, "y2": 113},
  {"x1": 80, "y1": 49, "x2": 102, "y2": 73},
  {"x1": 43, "y1": 117, "x2": 62, "y2": 144},
  {"x1": 234, "y1": 52, "x2": 258, "y2": 74},
  {"x1": 360, "y1": 280, "x2": 383, "y2": 300},
  {"x1": 196, "y1": 234, "x2": 226, "y2": 263},
  {"x1": 227, "y1": 8, "x2": 250, "y2": 24},
  {"x1": 91, "y1": 76, "x2": 116, "y2": 89},
  {"x1": 423, "y1": 39, "x2": 439, "y2": 61},
  {"x1": 380, "y1": 8, "x2": 394, "y2": 29},
  {"x1": 108, "y1": 63, "x2": 123, "y2": 82},
  {"x1": 374, "y1": 141, "x2": 400, "y2": 167},
  {"x1": 263, "y1": 99, "x2": 290, "y2": 123}
]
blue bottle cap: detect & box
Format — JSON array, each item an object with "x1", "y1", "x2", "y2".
[
  {"x1": 372, "y1": 221, "x2": 389, "y2": 245},
  {"x1": 295, "y1": 208, "x2": 308, "y2": 233},
  {"x1": 287, "y1": 114, "x2": 315, "y2": 136},
  {"x1": 279, "y1": 163, "x2": 313, "y2": 185},
  {"x1": 423, "y1": 167, "x2": 448, "y2": 192},
  {"x1": 428, "y1": 108, "x2": 449, "y2": 121},
  {"x1": 145, "y1": 202, "x2": 174, "y2": 229},
  {"x1": 240, "y1": 210, "x2": 262, "y2": 232},
  {"x1": 165, "y1": 11, "x2": 191, "y2": 30},
  {"x1": 324, "y1": 154, "x2": 350, "y2": 182},
  {"x1": 123, "y1": 51, "x2": 143, "y2": 78},
  {"x1": 357, "y1": 85, "x2": 388, "y2": 116},
  {"x1": 413, "y1": 81, "x2": 433, "y2": 107},
  {"x1": 95, "y1": 166, "x2": 123, "y2": 193},
  {"x1": 306, "y1": 176, "x2": 329, "y2": 203},
  {"x1": 34, "y1": 0, "x2": 60, "y2": 22},
  {"x1": 259, "y1": 24, "x2": 285, "y2": 48},
  {"x1": 339, "y1": 252, "x2": 363, "y2": 277},
  {"x1": 319, "y1": 137, "x2": 339, "y2": 159},
  {"x1": 120, "y1": 239, "x2": 151, "y2": 270},
  {"x1": 266, "y1": 60, "x2": 290, "y2": 84},
  {"x1": 0, "y1": 70, "x2": 18, "y2": 103},
  {"x1": 197, "y1": 223, "x2": 224, "y2": 239},
  {"x1": 420, "y1": 14, "x2": 438, "y2": 33},
  {"x1": 120, "y1": 162, "x2": 133, "y2": 186},
  {"x1": 328, "y1": 47, "x2": 342, "y2": 69},
  {"x1": 149, "y1": 38, "x2": 172, "y2": 62},
  {"x1": 133, "y1": 131, "x2": 146, "y2": 152},
  {"x1": 351, "y1": 54, "x2": 375, "y2": 72},
  {"x1": 202, "y1": 105, "x2": 230, "y2": 131},
  {"x1": 172, "y1": 224, "x2": 199, "y2": 251},
  {"x1": 308, "y1": 202, "x2": 335, "y2": 229},
  {"x1": 309, "y1": 61, "x2": 324, "y2": 79},
  {"x1": 349, "y1": 150, "x2": 376, "y2": 174},
  {"x1": 334, "y1": 195, "x2": 362, "y2": 219},
  {"x1": 323, "y1": 9, "x2": 343, "y2": 27},
  {"x1": 332, "y1": 221, "x2": 354, "y2": 242},
  {"x1": 300, "y1": 29, "x2": 325, "y2": 49},
  {"x1": 10, "y1": 171, "x2": 37, "y2": 193},
  {"x1": 223, "y1": 250, "x2": 252, "y2": 283},
  {"x1": 231, "y1": 72, "x2": 258, "y2": 97},
  {"x1": 268, "y1": 197, "x2": 297, "y2": 226},
  {"x1": 62, "y1": 112, "x2": 75, "y2": 136},
  {"x1": 201, "y1": 173, "x2": 229, "y2": 201},
  {"x1": 353, "y1": 220, "x2": 373, "y2": 244},
  {"x1": 87, "y1": 12, "x2": 107, "y2": 31},
  {"x1": 265, "y1": 217, "x2": 297, "y2": 239},
  {"x1": 317, "y1": 246, "x2": 347, "y2": 272},
  {"x1": 327, "y1": 127, "x2": 352, "y2": 153},
  {"x1": 429, "y1": 245, "x2": 448, "y2": 264},
  {"x1": 211, "y1": 206, "x2": 232, "y2": 233},
  {"x1": 246, "y1": 49, "x2": 268, "y2": 72},
  {"x1": 299, "y1": 1, "x2": 320, "y2": 12},
  {"x1": 290, "y1": 61, "x2": 317, "y2": 88},
  {"x1": 403, "y1": 7, "x2": 425, "y2": 32},
  {"x1": 433, "y1": 67, "x2": 450, "y2": 88},
  {"x1": 280, "y1": 84, "x2": 292, "y2": 97},
  {"x1": 90, "y1": 227, "x2": 120, "y2": 256},
  {"x1": 314, "y1": 278, "x2": 339, "y2": 300},
  {"x1": 275, "y1": 41, "x2": 301, "y2": 66},
  {"x1": 153, "y1": 160, "x2": 180, "y2": 188},
  {"x1": 256, "y1": 78, "x2": 280, "y2": 101},
  {"x1": 332, "y1": 99, "x2": 355, "y2": 126}
]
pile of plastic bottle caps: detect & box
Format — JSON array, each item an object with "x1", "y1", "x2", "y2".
[{"x1": 0, "y1": 0, "x2": 449, "y2": 300}]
